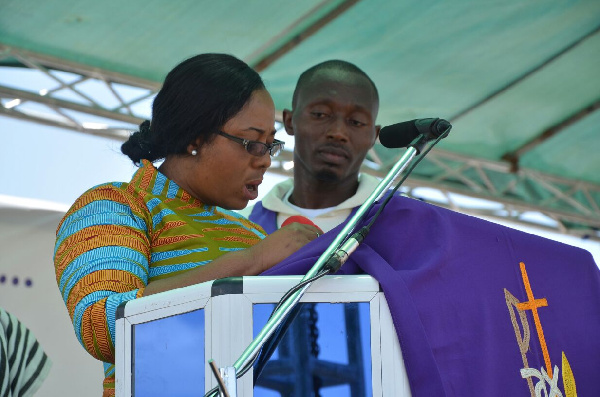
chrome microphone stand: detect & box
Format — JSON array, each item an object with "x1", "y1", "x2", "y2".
[{"x1": 206, "y1": 125, "x2": 449, "y2": 396}]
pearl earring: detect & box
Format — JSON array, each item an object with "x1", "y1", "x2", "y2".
[{"x1": 191, "y1": 149, "x2": 197, "y2": 156}]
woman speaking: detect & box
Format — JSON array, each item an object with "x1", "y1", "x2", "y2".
[{"x1": 53, "y1": 53, "x2": 320, "y2": 396}]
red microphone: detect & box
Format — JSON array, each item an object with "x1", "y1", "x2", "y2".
[{"x1": 281, "y1": 215, "x2": 324, "y2": 235}]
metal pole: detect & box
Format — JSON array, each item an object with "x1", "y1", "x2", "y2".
[{"x1": 232, "y1": 146, "x2": 419, "y2": 373}]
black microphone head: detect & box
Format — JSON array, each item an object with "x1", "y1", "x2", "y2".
[
  {"x1": 379, "y1": 118, "x2": 452, "y2": 148},
  {"x1": 379, "y1": 119, "x2": 420, "y2": 148}
]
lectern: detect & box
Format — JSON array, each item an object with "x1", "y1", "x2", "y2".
[{"x1": 115, "y1": 275, "x2": 410, "y2": 396}]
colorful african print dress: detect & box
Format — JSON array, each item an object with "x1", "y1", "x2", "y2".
[{"x1": 53, "y1": 160, "x2": 266, "y2": 397}]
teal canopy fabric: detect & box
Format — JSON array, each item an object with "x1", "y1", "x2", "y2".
[{"x1": 1, "y1": 0, "x2": 599, "y2": 233}]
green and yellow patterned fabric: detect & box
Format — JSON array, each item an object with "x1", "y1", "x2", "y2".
[{"x1": 54, "y1": 159, "x2": 265, "y2": 396}]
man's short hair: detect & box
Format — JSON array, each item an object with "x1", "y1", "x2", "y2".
[{"x1": 292, "y1": 60, "x2": 379, "y2": 107}]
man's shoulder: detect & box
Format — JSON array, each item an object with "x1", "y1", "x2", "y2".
[{"x1": 358, "y1": 173, "x2": 381, "y2": 189}]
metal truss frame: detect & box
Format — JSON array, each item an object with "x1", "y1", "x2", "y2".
[
  {"x1": 0, "y1": 43, "x2": 156, "y2": 139},
  {"x1": 1, "y1": 43, "x2": 599, "y2": 241},
  {"x1": 402, "y1": 149, "x2": 600, "y2": 240}
]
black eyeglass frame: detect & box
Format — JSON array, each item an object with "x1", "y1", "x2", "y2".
[{"x1": 217, "y1": 131, "x2": 284, "y2": 157}]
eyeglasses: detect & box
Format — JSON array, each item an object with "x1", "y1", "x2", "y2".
[{"x1": 218, "y1": 131, "x2": 284, "y2": 157}]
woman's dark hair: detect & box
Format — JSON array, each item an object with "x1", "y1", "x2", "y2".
[{"x1": 121, "y1": 53, "x2": 266, "y2": 164}]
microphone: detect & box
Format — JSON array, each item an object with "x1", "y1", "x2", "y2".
[
  {"x1": 281, "y1": 215, "x2": 324, "y2": 234},
  {"x1": 379, "y1": 118, "x2": 451, "y2": 148}
]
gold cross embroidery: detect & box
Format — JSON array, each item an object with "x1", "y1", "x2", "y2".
[{"x1": 515, "y1": 262, "x2": 552, "y2": 378}]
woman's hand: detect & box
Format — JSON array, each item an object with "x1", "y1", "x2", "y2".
[{"x1": 248, "y1": 223, "x2": 322, "y2": 273}]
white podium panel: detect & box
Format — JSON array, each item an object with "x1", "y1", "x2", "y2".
[{"x1": 115, "y1": 275, "x2": 410, "y2": 396}]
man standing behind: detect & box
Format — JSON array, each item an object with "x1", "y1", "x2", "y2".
[{"x1": 242, "y1": 60, "x2": 381, "y2": 234}]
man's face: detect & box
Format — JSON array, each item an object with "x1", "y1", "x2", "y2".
[{"x1": 284, "y1": 70, "x2": 380, "y2": 183}]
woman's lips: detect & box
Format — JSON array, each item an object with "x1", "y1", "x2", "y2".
[{"x1": 243, "y1": 180, "x2": 262, "y2": 201}]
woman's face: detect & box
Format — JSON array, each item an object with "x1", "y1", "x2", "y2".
[{"x1": 187, "y1": 89, "x2": 277, "y2": 209}]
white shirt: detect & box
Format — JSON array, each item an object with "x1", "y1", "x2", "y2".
[{"x1": 239, "y1": 174, "x2": 381, "y2": 233}]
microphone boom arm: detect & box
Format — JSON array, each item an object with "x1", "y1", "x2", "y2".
[{"x1": 230, "y1": 144, "x2": 421, "y2": 377}]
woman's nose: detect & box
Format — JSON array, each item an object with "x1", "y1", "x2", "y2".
[{"x1": 253, "y1": 151, "x2": 272, "y2": 169}]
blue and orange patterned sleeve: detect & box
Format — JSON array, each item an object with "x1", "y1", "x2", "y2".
[{"x1": 54, "y1": 183, "x2": 151, "y2": 364}]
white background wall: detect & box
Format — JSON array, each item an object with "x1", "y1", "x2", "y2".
[{"x1": 0, "y1": 204, "x2": 104, "y2": 396}]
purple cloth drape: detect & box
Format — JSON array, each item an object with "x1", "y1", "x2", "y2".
[{"x1": 251, "y1": 196, "x2": 600, "y2": 396}]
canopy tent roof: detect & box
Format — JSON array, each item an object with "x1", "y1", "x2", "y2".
[{"x1": 1, "y1": 0, "x2": 599, "y2": 239}]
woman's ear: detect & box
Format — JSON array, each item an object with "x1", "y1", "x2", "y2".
[{"x1": 187, "y1": 137, "x2": 203, "y2": 156}]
